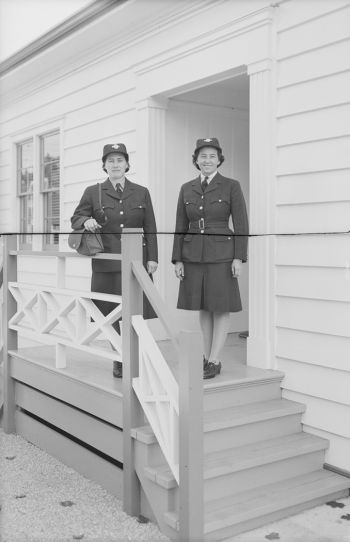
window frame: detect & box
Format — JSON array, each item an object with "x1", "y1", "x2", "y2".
[
  {"x1": 40, "y1": 130, "x2": 61, "y2": 251},
  {"x1": 11, "y1": 119, "x2": 64, "y2": 252}
]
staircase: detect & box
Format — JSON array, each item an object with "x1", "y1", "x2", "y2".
[{"x1": 132, "y1": 368, "x2": 350, "y2": 541}]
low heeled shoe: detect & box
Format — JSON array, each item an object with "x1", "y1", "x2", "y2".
[
  {"x1": 203, "y1": 361, "x2": 222, "y2": 379},
  {"x1": 113, "y1": 361, "x2": 123, "y2": 378}
]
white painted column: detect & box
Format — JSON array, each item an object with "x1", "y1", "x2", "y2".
[
  {"x1": 136, "y1": 97, "x2": 168, "y2": 339},
  {"x1": 246, "y1": 60, "x2": 276, "y2": 369}
]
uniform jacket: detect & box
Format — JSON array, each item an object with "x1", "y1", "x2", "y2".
[
  {"x1": 71, "y1": 178, "x2": 158, "y2": 272},
  {"x1": 172, "y1": 172, "x2": 248, "y2": 264}
]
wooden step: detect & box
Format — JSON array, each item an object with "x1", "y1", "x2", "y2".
[
  {"x1": 203, "y1": 367, "x2": 284, "y2": 412},
  {"x1": 144, "y1": 432, "x2": 329, "y2": 495},
  {"x1": 164, "y1": 469, "x2": 350, "y2": 541},
  {"x1": 204, "y1": 398, "x2": 305, "y2": 453}
]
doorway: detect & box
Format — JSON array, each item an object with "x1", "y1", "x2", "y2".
[{"x1": 162, "y1": 72, "x2": 250, "y2": 335}]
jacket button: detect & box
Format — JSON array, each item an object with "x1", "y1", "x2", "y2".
[
  {"x1": 120, "y1": 200, "x2": 122, "y2": 204},
  {"x1": 219, "y1": 199, "x2": 222, "y2": 202},
  {"x1": 228, "y1": 237, "x2": 231, "y2": 240},
  {"x1": 200, "y1": 230, "x2": 204, "y2": 234},
  {"x1": 120, "y1": 211, "x2": 124, "y2": 215},
  {"x1": 186, "y1": 202, "x2": 189, "y2": 205},
  {"x1": 139, "y1": 205, "x2": 142, "y2": 208},
  {"x1": 201, "y1": 196, "x2": 204, "y2": 199},
  {"x1": 120, "y1": 224, "x2": 124, "y2": 228},
  {"x1": 199, "y1": 206, "x2": 203, "y2": 210}
]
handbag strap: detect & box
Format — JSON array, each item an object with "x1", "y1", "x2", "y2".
[{"x1": 98, "y1": 183, "x2": 102, "y2": 208}]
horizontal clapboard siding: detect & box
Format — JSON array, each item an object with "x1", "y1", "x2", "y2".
[{"x1": 276, "y1": 1, "x2": 350, "y2": 471}]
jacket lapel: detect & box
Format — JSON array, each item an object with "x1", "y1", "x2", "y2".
[
  {"x1": 205, "y1": 172, "x2": 222, "y2": 194},
  {"x1": 121, "y1": 178, "x2": 135, "y2": 200},
  {"x1": 191, "y1": 176, "x2": 204, "y2": 196},
  {"x1": 102, "y1": 178, "x2": 120, "y2": 200}
]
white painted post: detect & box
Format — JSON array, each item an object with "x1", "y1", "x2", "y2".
[
  {"x1": 56, "y1": 256, "x2": 66, "y2": 289},
  {"x1": 122, "y1": 228, "x2": 144, "y2": 516},
  {"x1": 56, "y1": 343, "x2": 66, "y2": 369},
  {"x1": 2, "y1": 235, "x2": 18, "y2": 433},
  {"x1": 179, "y1": 330, "x2": 204, "y2": 542}
]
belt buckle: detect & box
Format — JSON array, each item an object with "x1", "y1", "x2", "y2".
[{"x1": 199, "y1": 218, "x2": 204, "y2": 230}]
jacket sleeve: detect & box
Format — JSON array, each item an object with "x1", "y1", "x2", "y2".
[
  {"x1": 143, "y1": 188, "x2": 158, "y2": 263},
  {"x1": 171, "y1": 184, "x2": 189, "y2": 264},
  {"x1": 230, "y1": 181, "x2": 249, "y2": 262},
  {"x1": 71, "y1": 187, "x2": 93, "y2": 230}
]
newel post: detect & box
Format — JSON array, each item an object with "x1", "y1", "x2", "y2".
[
  {"x1": 2, "y1": 234, "x2": 18, "y2": 433},
  {"x1": 179, "y1": 330, "x2": 204, "y2": 542},
  {"x1": 122, "y1": 228, "x2": 144, "y2": 516}
]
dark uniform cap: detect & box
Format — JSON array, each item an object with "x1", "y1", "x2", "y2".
[
  {"x1": 195, "y1": 138, "x2": 222, "y2": 153},
  {"x1": 102, "y1": 143, "x2": 129, "y2": 162}
]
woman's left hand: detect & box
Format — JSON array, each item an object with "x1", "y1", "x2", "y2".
[
  {"x1": 147, "y1": 261, "x2": 158, "y2": 274},
  {"x1": 231, "y1": 259, "x2": 242, "y2": 278}
]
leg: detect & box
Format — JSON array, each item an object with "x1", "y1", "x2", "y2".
[
  {"x1": 199, "y1": 310, "x2": 214, "y2": 360},
  {"x1": 209, "y1": 312, "x2": 230, "y2": 363}
]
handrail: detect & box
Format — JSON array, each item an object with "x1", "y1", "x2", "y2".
[
  {"x1": 9, "y1": 250, "x2": 121, "y2": 260},
  {"x1": 131, "y1": 260, "x2": 180, "y2": 353}
]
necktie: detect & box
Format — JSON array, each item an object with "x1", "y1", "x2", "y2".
[
  {"x1": 116, "y1": 182, "x2": 124, "y2": 194},
  {"x1": 202, "y1": 176, "x2": 209, "y2": 192}
]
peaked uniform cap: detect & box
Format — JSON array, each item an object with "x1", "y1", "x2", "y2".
[
  {"x1": 102, "y1": 143, "x2": 129, "y2": 162},
  {"x1": 195, "y1": 138, "x2": 222, "y2": 153}
]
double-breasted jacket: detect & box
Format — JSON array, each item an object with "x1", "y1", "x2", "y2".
[
  {"x1": 71, "y1": 178, "x2": 158, "y2": 273},
  {"x1": 172, "y1": 172, "x2": 248, "y2": 264}
]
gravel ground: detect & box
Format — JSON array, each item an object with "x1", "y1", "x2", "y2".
[{"x1": 0, "y1": 430, "x2": 171, "y2": 542}]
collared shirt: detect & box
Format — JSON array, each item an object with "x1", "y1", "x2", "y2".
[{"x1": 200, "y1": 171, "x2": 217, "y2": 185}]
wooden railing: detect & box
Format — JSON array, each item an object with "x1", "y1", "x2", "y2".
[{"x1": 2, "y1": 230, "x2": 204, "y2": 542}]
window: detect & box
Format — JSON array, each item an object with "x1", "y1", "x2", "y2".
[
  {"x1": 41, "y1": 132, "x2": 60, "y2": 249},
  {"x1": 16, "y1": 129, "x2": 61, "y2": 250},
  {"x1": 17, "y1": 140, "x2": 34, "y2": 248}
]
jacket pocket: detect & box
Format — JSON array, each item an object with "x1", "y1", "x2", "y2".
[
  {"x1": 184, "y1": 198, "x2": 197, "y2": 205},
  {"x1": 182, "y1": 234, "x2": 193, "y2": 260},
  {"x1": 214, "y1": 234, "x2": 234, "y2": 261},
  {"x1": 210, "y1": 196, "x2": 230, "y2": 205},
  {"x1": 130, "y1": 201, "x2": 146, "y2": 210}
]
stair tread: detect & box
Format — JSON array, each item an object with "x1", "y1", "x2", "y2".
[
  {"x1": 164, "y1": 470, "x2": 350, "y2": 533},
  {"x1": 204, "y1": 398, "x2": 305, "y2": 431},
  {"x1": 146, "y1": 432, "x2": 329, "y2": 486},
  {"x1": 203, "y1": 432, "x2": 329, "y2": 477}
]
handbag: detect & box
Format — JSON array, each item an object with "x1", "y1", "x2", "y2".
[{"x1": 68, "y1": 184, "x2": 104, "y2": 256}]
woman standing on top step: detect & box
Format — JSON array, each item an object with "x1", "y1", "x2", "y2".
[{"x1": 172, "y1": 138, "x2": 249, "y2": 379}]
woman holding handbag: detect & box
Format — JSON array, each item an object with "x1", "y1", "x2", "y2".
[
  {"x1": 71, "y1": 143, "x2": 158, "y2": 377},
  {"x1": 172, "y1": 138, "x2": 248, "y2": 379}
]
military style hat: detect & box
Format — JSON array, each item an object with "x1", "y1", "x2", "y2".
[
  {"x1": 195, "y1": 138, "x2": 222, "y2": 153},
  {"x1": 102, "y1": 143, "x2": 129, "y2": 163}
]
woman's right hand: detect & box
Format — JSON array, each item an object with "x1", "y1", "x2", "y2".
[
  {"x1": 175, "y1": 261, "x2": 185, "y2": 281},
  {"x1": 84, "y1": 218, "x2": 102, "y2": 233}
]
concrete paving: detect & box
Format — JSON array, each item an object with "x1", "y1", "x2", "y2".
[{"x1": 225, "y1": 494, "x2": 350, "y2": 542}]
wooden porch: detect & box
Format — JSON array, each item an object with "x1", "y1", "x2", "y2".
[{"x1": 1, "y1": 232, "x2": 350, "y2": 542}]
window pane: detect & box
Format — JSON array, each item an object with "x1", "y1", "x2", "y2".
[
  {"x1": 41, "y1": 132, "x2": 60, "y2": 247},
  {"x1": 18, "y1": 141, "x2": 33, "y2": 195},
  {"x1": 44, "y1": 191, "x2": 60, "y2": 246},
  {"x1": 20, "y1": 195, "x2": 33, "y2": 244}
]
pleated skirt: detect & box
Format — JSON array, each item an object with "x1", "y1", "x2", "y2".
[{"x1": 177, "y1": 262, "x2": 242, "y2": 313}]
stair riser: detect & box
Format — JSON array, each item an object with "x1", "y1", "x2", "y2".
[
  {"x1": 203, "y1": 488, "x2": 349, "y2": 542},
  {"x1": 204, "y1": 414, "x2": 302, "y2": 454},
  {"x1": 204, "y1": 382, "x2": 282, "y2": 412},
  {"x1": 204, "y1": 450, "x2": 325, "y2": 501}
]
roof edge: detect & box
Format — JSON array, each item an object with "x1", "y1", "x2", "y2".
[{"x1": 0, "y1": 0, "x2": 128, "y2": 77}]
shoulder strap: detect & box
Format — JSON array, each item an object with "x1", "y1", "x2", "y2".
[{"x1": 98, "y1": 183, "x2": 102, "y2": 208}]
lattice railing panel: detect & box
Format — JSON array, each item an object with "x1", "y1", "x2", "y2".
[
  {"x1": 132, "y1": 314, "x2": 179, "y2": 484},
  {"x1": 8, "y1": 282, "x2": 122, "y2": 367}
]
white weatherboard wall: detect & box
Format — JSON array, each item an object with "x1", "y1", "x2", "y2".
[
  {"x1": 274, "y1": 0, "x2": 350, "y2": 471},
  {"x1": 0, "y1": 0, "x2": 350, "y2": 472}
]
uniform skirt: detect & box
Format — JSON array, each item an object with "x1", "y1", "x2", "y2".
[
  {"x1": 177, "y1": 262, "x2": 242, "y2": 313},
  {"x1": 91, "y1": 271, "x2": 156, "y2": 334}
]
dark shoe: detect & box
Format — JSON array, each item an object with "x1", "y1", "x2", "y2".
[
  {"x1": 203, "y1": 361, "x2": 222, "y2": 379},
  {"x1": 203, "y1": 356, "x2": 208, "y2": 370},
  {"x1": 113, "y1": 361, "x2": 123, "y2": 378}
]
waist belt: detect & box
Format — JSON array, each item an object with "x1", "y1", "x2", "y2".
[{"x1": 189, "y1": 219, "x2": 228, "y2": 230}]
